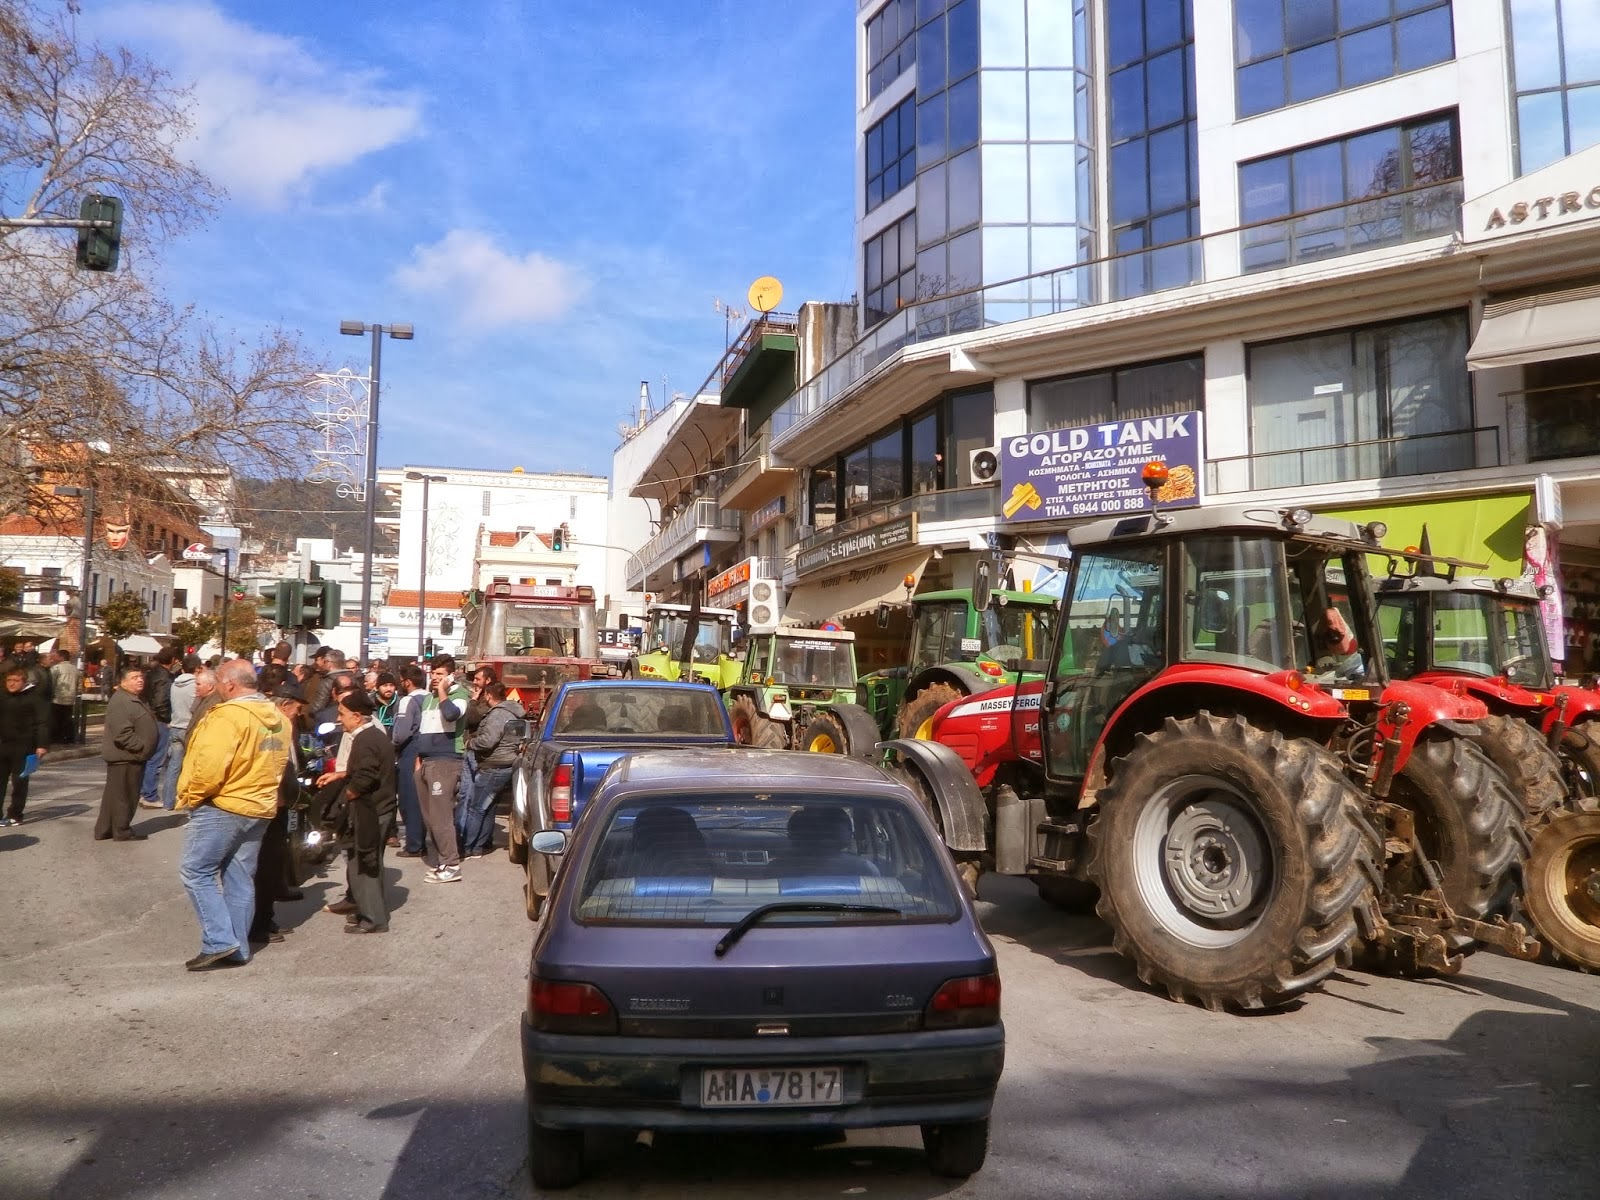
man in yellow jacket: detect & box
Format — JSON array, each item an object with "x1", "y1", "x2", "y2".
[{"x1": 175, "y1": 660, "x2": 292, "y2": 971}]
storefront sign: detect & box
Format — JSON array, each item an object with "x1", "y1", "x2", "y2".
[
  {"x1": 750, "y1": 495, "x2": 787, "y2": 533},
  {"x1": 796, "y1": 514, "x2": 917, "y2": 577},
  {"x1": 708, "y1": 557, "x2": 753, "y2": 598},
  {"x1": 1464, "y1": 142, "x2": 1600, "y2": 244},
  {"x1": 999, "y1": 411, "x2": 1203, "y2": 523}
]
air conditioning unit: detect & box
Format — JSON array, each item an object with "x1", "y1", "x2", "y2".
[
  {"x1": 748, "y1": 578, "x2": 783, "y2": 634},
  {"x1": 969, "y1": 445, "x2": 1001, "y2": 484}
]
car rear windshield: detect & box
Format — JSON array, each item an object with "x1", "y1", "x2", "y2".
[
  {"x1": 575, "y1": 795, "x2": 961, "y2": 925},
  {"x1": 552, "y1": 687, "x2": 727, "y2": 738}
]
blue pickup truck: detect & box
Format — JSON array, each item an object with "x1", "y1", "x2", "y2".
[{"x1": 508, "y1": 679, "x2": 736, "y2": 917}]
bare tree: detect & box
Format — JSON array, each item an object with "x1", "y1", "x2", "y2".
[{"x1": 0, "y1": 1, "x2": 322, "y2": 520}]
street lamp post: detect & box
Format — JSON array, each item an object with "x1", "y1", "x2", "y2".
[
  {"x1": 53, "y1": 483, "x2": 94, "y2": 742},
  {"x1": 405, "y1": 471, "x2": 446, "y2": 660},
  {"x1": 340, "y1": 319, "x2": 414, "y2": 663}
]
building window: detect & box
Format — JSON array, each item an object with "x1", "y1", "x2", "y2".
[
  {"x1": 1239, "y1": 111, "x2": 1461, "y2": 272},
  {"x1": 864, "y1": 213, "x2": 917, "y2": 328},
  {"x1": 1029, "y1": 356, "x2": 1204, "y2": 431},
  {"x1": 867, "y1": 96, "x2": 917, "y2": 212},
  {"x1": 808, "y1": 463, "x2": 837, "y2": 531},
  {"x1": 842, "y1": 427, "x2": 907, "y2": 516},
  {"x1": 481, "y1": 489, "x2": 491, "y2": 516},
  {"x1": 1108, "y1": 0, "x2": 1199, "y2": 300},
  {"x1": 1235, "y1": 0, "x2": 1454, "y2": 118},
  {"x1": 944, "y1": 387, "x2": 993, "y2": 488},
  {"x1": 1518, "y1": 353, "x2": 1600, "y2": 461},
  {"x1": 1509, "y1": 0, "x2": 1600, "y2": 174},
  {"x1": 1245, "y1": 310, "x2": 1472, "y2": 489},
  {"x1": 173, "y1": 587, "x2": 188, "y2": 610},
  {"x1": 40, "y1": 566, "x2": 61, "y2": 605},
  {"x1": 867, "y1": 0, "x2": 918, "y2": 99}
]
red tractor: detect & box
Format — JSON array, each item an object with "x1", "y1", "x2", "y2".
[
  {"x1": 1374, "y1": 568, "x2": 1600, "y2": 968},
  {"x1": 885, "y1": 499, "x2": 1534, "y2": 1012},
  {"x1": 461, "y1": 582, "x2": 604, "y2": 721}
]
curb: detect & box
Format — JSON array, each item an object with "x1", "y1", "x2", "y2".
[{"x1": 42, "y1": 745, "x2": 102, "y2": 765}]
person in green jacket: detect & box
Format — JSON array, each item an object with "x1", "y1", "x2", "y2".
[{"x1": 94, "y1": 667, "x2": 157, "y2": 842}]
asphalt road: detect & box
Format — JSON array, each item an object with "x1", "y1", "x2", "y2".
[{"x1": 1, "y1": 756, "x2": 1597, "y2": 1200}]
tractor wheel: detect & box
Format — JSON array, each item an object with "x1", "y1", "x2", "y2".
[
  {"x1": 1521, "y1": 811, "x2": 1600, "y2": 970},
  {"x1": 897, "y1": 682, "x2": 965, "y2": 740},
  {"x1": 1088, "y1": 713, "x2": 1373, "y2": 1012},
  {"x1": 1379, "y1": 735, "x2": 1529, "y2": 960},
  {"x1": 730, "y1": 694, "x2": 785, "y2": 749},
  {"x1": 800, "y1": 711, "x2": 851, "y2": 755},
  {"x1": 1035, "y1": 878, "x2": 1100, "y2": 913},
  {"x1": 1475, "y1": 715, "x2": 1564, "y2": 826}
]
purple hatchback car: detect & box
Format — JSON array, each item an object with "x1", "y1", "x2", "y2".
[{"x1": 521, "y1": 748, "x2": 1005, "y2": 1189}]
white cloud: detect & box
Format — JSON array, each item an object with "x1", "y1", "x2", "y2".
[
  {"x1": 93, "y1": 2, "x2": 422, "y2": 208},
  {"x1": 393, "y1": 230, "x2": 584, "y2": 328}
]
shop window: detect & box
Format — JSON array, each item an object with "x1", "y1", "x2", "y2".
[
  {"x1": 1245, "y1": 310, "x2": 1472, "y2": 489},
  {"x1": 1239, "y1": 111, "x2": 1462, "y2": 272},
  {"x1": 1029, "y1": 355, "x2": 1203, "y2": 432},
  {"x1": 1521, "y1": 353, "x2": 1600, "y2": 462}
]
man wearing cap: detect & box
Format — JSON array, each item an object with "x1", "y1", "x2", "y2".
[{"x1": 249, "y1": 676, "x2": 308, "y2": 947}]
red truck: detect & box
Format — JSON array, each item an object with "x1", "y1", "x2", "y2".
[{"x1": 461, "y1": 582, "x2": 607, "y2": 720}]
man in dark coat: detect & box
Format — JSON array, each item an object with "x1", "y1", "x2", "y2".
[
  {"x1": 0, "y1": 660, "x2": 48, "y2": 826},
  {"x1": 139, "y1": 647, "x2": 177, "y2": 809},
  {"x1": 318, "y1": 689, "x2": 397, "y2": 933},
  {"x1": 95, "y1": 666, "x2": 157, "y2": 841}
]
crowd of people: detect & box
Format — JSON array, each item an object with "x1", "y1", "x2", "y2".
[{"x1": 0, "y1": 638, "x2": 526, "y2": 973}]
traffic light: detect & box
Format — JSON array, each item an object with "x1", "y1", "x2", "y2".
[
  {"x1": 424, "y1": 637, "x2": 436, "y2": 659},
  {"x1": 439, "y1": 615, "x2": 454, "y2": 635},
  {"x1": 257, "y1": 579, "x2": 301, "y2": 627},
  {"x1": 75, "y1": 194, "x2": 123, "y2": 272},
  {"x1": 300, "y1": 579, "x2": 343, "y2": 629},
  {"x1": 552, "y1": 523, "x2": 566, "y2": 551}
]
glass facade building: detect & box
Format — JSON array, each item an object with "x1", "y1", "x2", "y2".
[{"x1": 1508, "y1": 0, "x2": 1600, "y2": 174}]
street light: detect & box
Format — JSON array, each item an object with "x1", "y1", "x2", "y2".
[
  {"x1": 340, "y1": 319, "x2": 415, "y2": 662},
  {"x1": 405, "y1": 471, "x2": 446, "y2": 660},
  {"x1": 53, "y1": 483, "x2": 94, "y2": 743}
]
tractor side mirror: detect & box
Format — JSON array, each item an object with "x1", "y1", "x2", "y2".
[
  {"x1": 876, "y1": 602, "x2": 892, "y2": 629},
  {"x1": 1013, "y1": 658, "x2": 1048, "y2": 675},
  {"x1": 972, "y1": 559, "x2": 993, "y2": 613},
  {"x1": 504, "y1": 718, "x2": 530, "y2": 743},
  {"x1": 1197, "y1": 587, "x2": 1232, "y2": 634}
]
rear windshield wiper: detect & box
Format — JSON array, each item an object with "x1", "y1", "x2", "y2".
[{"x1": 714, "y1": 902, "x2": 902, "y2": 958}]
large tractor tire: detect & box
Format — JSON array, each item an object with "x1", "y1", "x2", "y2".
[
  {"x1": 1087, "y1": 713, "x2": 1373, "y2": 1012},
  {"x1": 1556, "y1": 725, "x2": 1600, "y2": 807},
  {"x1": 799, "y1": 705, "x2": 881, "y2": 760},
  {"x1": 898, "y1": 682, "x2": 965, "y2": 740},
  {"x1": 730, "y1": 694, "x2": 785, "y2": 749},
  {"x1": 1475, "y1": 715, "x2": 1565, "y2": 825},
  {"x1": 1521, "y1": 810, "x2": 1600, "y2": 971},
  {"x1": 800, "y1": 711, "x2": 850, "y2": 755},
  {"x1": 1378, "y1": 735, "x2": 1529, "y2": 960}
]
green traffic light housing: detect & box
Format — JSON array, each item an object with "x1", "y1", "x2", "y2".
[
  {"x1": 300, "y1": 579, "x2": 343, "y2": 630},
  {"x1": 76, "y1": 194, "x2": 123, "y2": 272},
  {"x1": 258, "y1": 580, "x2": 301, "y2": 628}
]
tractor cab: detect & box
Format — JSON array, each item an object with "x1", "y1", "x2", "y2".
[
  {"x1": 631, "y1": 603, "x2": 742, "y2": 689},
  {"x1": 1376, "y1": 573, "x2": 1554, "y2": 692},
  {"x1": 1039, "y1": 506, "x2": 1387, "y2": 786}
]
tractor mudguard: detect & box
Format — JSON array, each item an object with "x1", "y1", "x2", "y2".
[
  {"x1": 1376, "y1": 678, "x2": 1489, "y2": 774},
  {"x1": 1548, "y1": 685, "x2": 1600, "y2": 734},
  {"x1": 923, "y1": 681, "x2": 1043, "y2": 787},
  {"x1": 823, "y1": 702, "x2": 882, "y2": 760},
  {"x1": 879, "y1": 737, "x2": 989, "y2": 853}
]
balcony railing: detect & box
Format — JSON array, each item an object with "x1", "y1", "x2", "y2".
[
  {"x1": 722, "y1": 314, "x2": 798, "y2": 385},
  {"x1": 1504, "y1": 379, "x2": 1600, "y2": 464},
  {"x1": 794, "y1": 485, "x2": 999, "y2": 559},
  {"x1": 627, "y1": 497, "x2": 742, "y2": 589},
  {"x1": 771, "y1": 178, "x2": 1464, "y2": 450},
  {"x1": 1205, "y1": 426, "x2": 1501, "y2": 494}
]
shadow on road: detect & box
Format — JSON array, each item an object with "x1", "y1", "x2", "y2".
[
  {"x1": 0, "y1": 831, "x2": 41, "y2": 852},
  {"x1": 10, "y1": 803, "x2": 90, "y2": 827}
]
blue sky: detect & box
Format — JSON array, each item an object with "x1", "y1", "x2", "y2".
[{"x1": 88, "y1": 1, "x2": 857, "y2": 478}]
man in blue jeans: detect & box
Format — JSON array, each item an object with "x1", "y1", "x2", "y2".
[
  {"x1": 138, "y1": 647, "x2": 177, "y2": 810},
  {"x1": 174, "y1": 660, "x2": 291, "y2": 971},
  {"x1": 458, "y1": 681, "x2": 524, "y2": 857}
]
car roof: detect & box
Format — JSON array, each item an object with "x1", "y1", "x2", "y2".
[
  {"x1": 600, "y1": 748, "x2": 911, "y2": 798},
  {"x1": 556, "y1": 679, "x2": 718, "y2": 697}
]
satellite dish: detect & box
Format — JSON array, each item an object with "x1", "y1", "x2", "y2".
[{"x1": 747, "y1": 276, "x2": 783, "y2": 313}]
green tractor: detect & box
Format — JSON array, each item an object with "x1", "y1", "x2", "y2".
[
  {"x1": 628, "y1": 602, "x2": 743, "y2": 689},
  {"x1": 725, "y1": 624, "x2": 881, "y2": 758},
  {"x1": 860, "y1": 585, "x2": 1059, "y2": 740}
]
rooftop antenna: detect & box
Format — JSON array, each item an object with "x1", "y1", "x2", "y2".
[{"x1": 713, "y1": 298, "x2": 746, "y2": 354}]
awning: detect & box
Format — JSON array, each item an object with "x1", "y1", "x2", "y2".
[
  {"x1": 1467, "y1": 283, "x2": 1600, "y2": 370},
  {"x1": 784, "y1": 551, "x2": 931, "y2": 624},
  {"x1": 116, "y1": 634, "x2": 165, "y2": 655}
]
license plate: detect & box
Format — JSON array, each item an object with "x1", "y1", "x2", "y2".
[
  {"x1": 287, "y1": 810, "x2": 299, "y2": 831},
  {"x1": 700, "y1": 1066, "x2": 842, "y2": 1108},
  {"x1": 1331, "y1": 688, "x2": 1370, "y2": 701}
]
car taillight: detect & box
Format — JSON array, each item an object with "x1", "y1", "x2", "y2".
[
  {"x1": 550, "y1": 763, "x2": 573, "y2": 823},
  {"x1": 924, "y1": 972, "x2": 1001, "y2": 1029},
  {"x1": 528, "y1": 977, "x2": 616, "y2": 1034}
]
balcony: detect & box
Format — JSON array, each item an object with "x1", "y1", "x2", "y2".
[
  {"x1": 1205, "y1": 426, "x2": 1502, "y2": 494},
  {"x1": 771, "y1": 179, "x2": 1465, "y2": 454},
  {"x1": 719, "y1": 428, "x2": 796, "y2": 511},
  {"x1": 721, "y1": 315, "x2": 798, "y2": 410},
  {"x1": 626, "y1": 497, "x2": 742, "y2": 591}
]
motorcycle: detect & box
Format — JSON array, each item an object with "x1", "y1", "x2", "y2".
[{"x1": 287, "y1": 722, "x2": 344, "y2": 883}]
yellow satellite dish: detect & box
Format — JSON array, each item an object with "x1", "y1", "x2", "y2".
[{"x1": 747, "y1": 276, "x2": 783, "y2": 313}]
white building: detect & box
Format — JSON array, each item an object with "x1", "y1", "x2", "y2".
[
  {"x1": 2, "y1": 534, "x2": 175, "y2": 635},
  {"x1": 607, "y1": 390, "x2": 690, "y2": 626}
]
